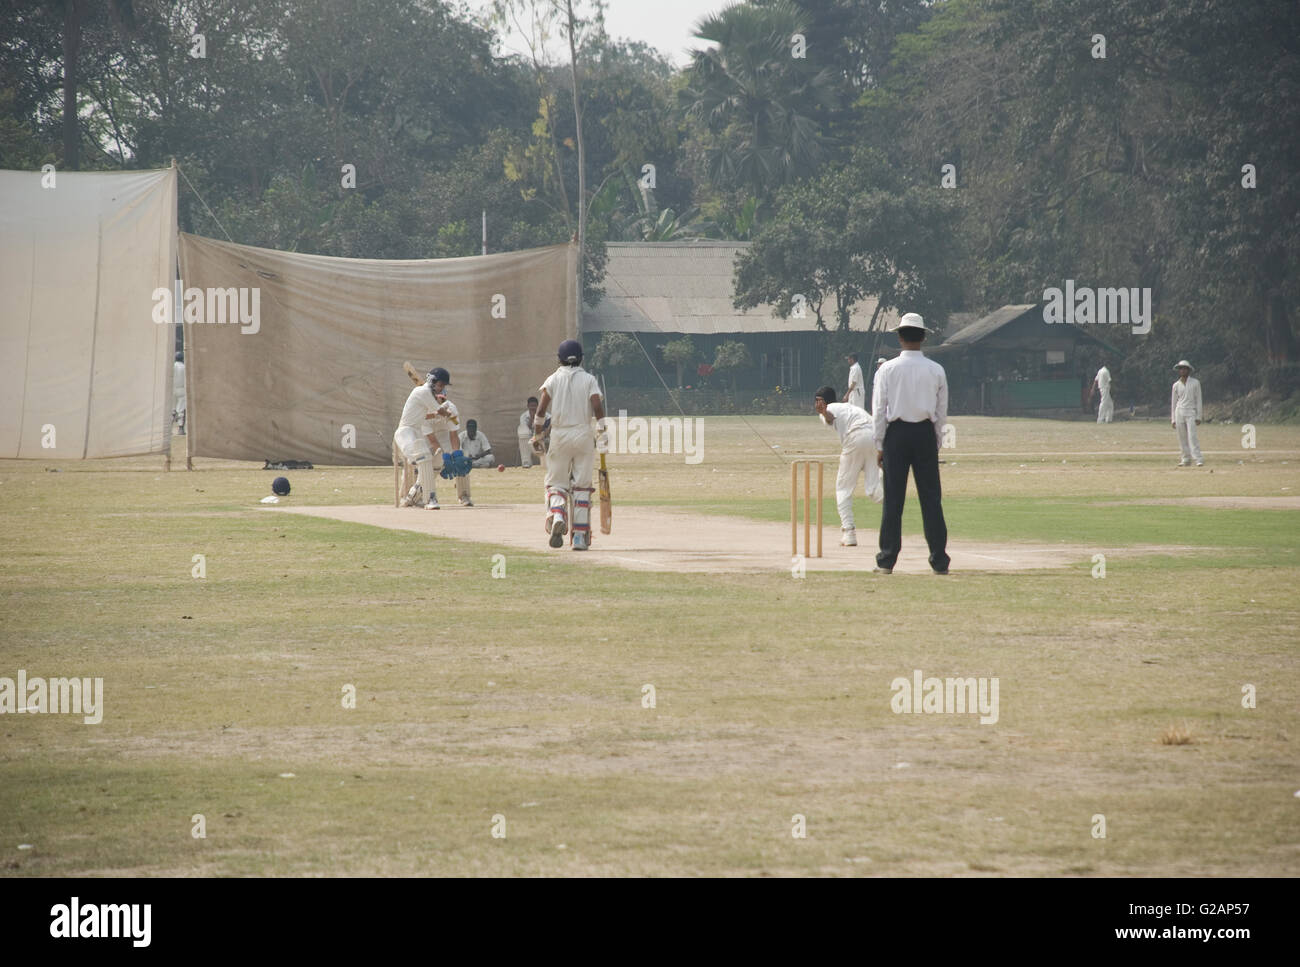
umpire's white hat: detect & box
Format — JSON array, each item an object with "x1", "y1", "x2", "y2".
[
  {"x1": 891, "y1": 312, "x2": 931, "y2": 333},
  {"x1": 1174, "y1": 359, "x2": 1194, "y2": 371}
]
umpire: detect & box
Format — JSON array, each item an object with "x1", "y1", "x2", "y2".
[{"x1": 871, "y1": 313, "x2": 950, "y2": 575}]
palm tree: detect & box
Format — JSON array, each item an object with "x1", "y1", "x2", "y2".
[{"x1": 679, "y1": 0, "x2": 839, "y2": 196}]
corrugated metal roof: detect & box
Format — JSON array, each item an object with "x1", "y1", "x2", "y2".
[
  {"x1": 937, "y1": 304, "x2": 1039, "y2": 347},
  {"x1": 583, "y1": 241, "x2": 897, "y2": 335},
  {"x1": 931, "y1": 303, "x2": 1125, "y2": 356}
]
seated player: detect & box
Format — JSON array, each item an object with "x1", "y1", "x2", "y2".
[{"x1": 461, "y1": 420, "x2": 496, "y2": 468}]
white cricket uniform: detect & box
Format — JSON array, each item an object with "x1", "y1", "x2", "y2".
[
  {"x1": 1095, "y1": 366, "x2": 1113, "y2": 423},
  {"x1": 462, "y1": 430, "x2": 495, "y2": 468},
  {"x1": 823, "y1": 402, "x2": 880, "y2": 531},
  {"x1": 173, "y1": 360, "x2": 186, "y2": 416},
  {"x1": 542, "y1": 365, "x2": 601, "y2": 491},
  {"x1": 394, "y1": 385, "x2": 456, "y2": 500},
  {"x1": 540, "y1": 365, "x2": 602, "y2": 540},
  {"x1": 517, "y1": 410, "x2": 536, "y2": 467},
  {"x1": 845, "y1": 362, "x2": 865, "y2": 409},
  {"x1": 426, "y1": 398, "x2": 470, "y2": 501},
  {"x1": 1171, "y1": 376, "x2": 1203, "y2": 464}
]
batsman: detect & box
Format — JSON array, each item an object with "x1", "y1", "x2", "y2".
[
  {"x1": 393, "y1": 365, "x2": 462, "y2": 509},
  {"x1": 533, "y1": 339, "x2": 609, "y2": 550}
]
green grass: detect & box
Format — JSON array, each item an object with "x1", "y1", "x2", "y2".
[{"x1": 2, "y1": 416, "x2": 1298, "y2": 876}]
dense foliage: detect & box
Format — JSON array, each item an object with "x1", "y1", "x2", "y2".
[{"x1": 3, "y1": 0, "x2": 1295, "y2": 399}]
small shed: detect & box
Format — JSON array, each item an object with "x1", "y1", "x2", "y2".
[{"x1": 932, "y1": 304, "x2": 1121, "y2": 414}]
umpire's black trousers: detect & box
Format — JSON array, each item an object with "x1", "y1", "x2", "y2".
[{"x1": 877, "y1": 418, "x2": 950, "y2": 572}]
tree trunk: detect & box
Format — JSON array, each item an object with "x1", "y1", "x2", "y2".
[
  {"x1": 62, "y1": 0, "x2": 85, "y2": 170},
  {"x1": 565, "y1": 0, "x2": 586, "y2": 332}
]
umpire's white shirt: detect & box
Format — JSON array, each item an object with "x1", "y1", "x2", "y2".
[
  {"x1": 871, "y1": 350, "x2": 948, "y2": 450},
  {"x1": 541, "y1": 365, "x2": 602, "y2": 429}
]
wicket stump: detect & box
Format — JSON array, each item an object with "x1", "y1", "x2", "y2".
[{"x1": 790, "y1": 459, "x2": 824, "y2": 558}]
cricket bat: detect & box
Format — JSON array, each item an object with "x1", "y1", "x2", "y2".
[{"x1": 598, "y1": 453, "x2": 612, "y2": 534}]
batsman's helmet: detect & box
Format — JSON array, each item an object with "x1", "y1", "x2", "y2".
[
  {"x1": 558, "y1": 339, "x2": 583, "y2": 365},
  {"x1": 427, "y1": 366, "x2": 451, "y2": 385},
  {"x1": 271, "y1": 476, "x2": 290, "y2": 496}
]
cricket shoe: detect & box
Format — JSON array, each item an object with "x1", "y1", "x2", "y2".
[
  {"x1": 459, "y1": 496, "x2": 474, "y2": 506},
  {"x1": 426, "y1": 493, "x2": 440, "y2": 510},
  {"x1": 548, "y1": 516, "x2": 567, "y2": 548},
  {"x1": 572, "y1": 531, "x2": 590, "y2": 551},
  {"x1": 400, "y1": 485, "x2": 423, "y2": 508},
  {"x1": 840, "y1": 528, "x2": 857, "y2": 547}
]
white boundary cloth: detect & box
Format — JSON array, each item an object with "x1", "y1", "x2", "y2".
[
  {"x1": 179, "y1": 234, "x2": 576, "y2": 465},
  {"x1": 0, "y1": 168, "x2": 177, "y2": 458}
]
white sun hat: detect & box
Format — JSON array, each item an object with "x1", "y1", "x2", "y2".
[
  {"x1": 891, "y1": 312, "x2": 930, "y2": 332},
  {"x1": 1174, "y1": 360, "x2": 1194, "y2": 370}
]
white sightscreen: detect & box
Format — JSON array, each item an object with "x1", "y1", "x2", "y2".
[{"x1": 0, "y1": 168, "x2": 177, "y2": 458}]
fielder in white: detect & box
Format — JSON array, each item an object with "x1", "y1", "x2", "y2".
[
  {"x1": 845, "y1": 353, "x2": 866, "y2": 409},
  {"x1": 173, "y1": 353, "x2": 186, "y2": 434},
  {"x1": 814, "y1": 384, "x2": 882, "y2": 547},
  {"x1": 393, "y1": 366, "x2": 460, "y2": 509},
  {"x1": 533, "y1": 339, "x2": 606, "y2": 550},
  {"x1": 1093, "y1": 363, "x2": 1114, "y2": 423},
  {"x1": 1171, "y1": 359, "x2": 1204, "y2": 466},
  {"x1": 517, "y1": 396, "x2": 550, "y2": 468}
]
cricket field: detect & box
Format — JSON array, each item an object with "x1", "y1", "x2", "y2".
[{"x1": 1, "y1": 416, "x2": 1297, "y2": 876}]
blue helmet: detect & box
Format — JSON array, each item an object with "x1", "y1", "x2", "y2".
[{"x1": 557, "y1": 339, "x2": 583, "y2": 365}]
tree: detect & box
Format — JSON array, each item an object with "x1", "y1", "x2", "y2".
[
  {"x1": 589, "y1": 331, "x2": 639, "y2": 384},
  {"x1": 734, "y1": 149, "x2": 961, "y2": 332},
  {"x1": 493, "y1": 0, "x2": 607, "y2": 323},
  {"x1": 679, "y1": 0, "x2": 840, "y2": 199},
  {"x1": 659, "y1": 336, "x2": 696, "y2": 388},
  {"x1": 713, "y1": 339, "x2": 753, "y2": 394}
]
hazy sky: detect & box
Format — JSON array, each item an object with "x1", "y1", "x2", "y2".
[{"x1": 462, "y1": 0, "x2": 734, "y2": 67}]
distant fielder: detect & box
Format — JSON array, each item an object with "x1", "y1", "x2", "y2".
[
  {"x1": 844, "y1": 352, "x2": 865, "y2": 409},
  {"x1": 1092, "y1": 362, "x2": 1114, "y2": 423},
  {"x1": 1171, "y1": 359, "x2": 1204, "y2": 466},
  {"x1": 814, "y1": 385, "x2": 881, "y2": 547},
  {"x1": 533, "y1": 339, "x2": 606, "y2": 550},
  {"x1": 173, "y1": 352, "x2": 186, "y2": 434}
]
